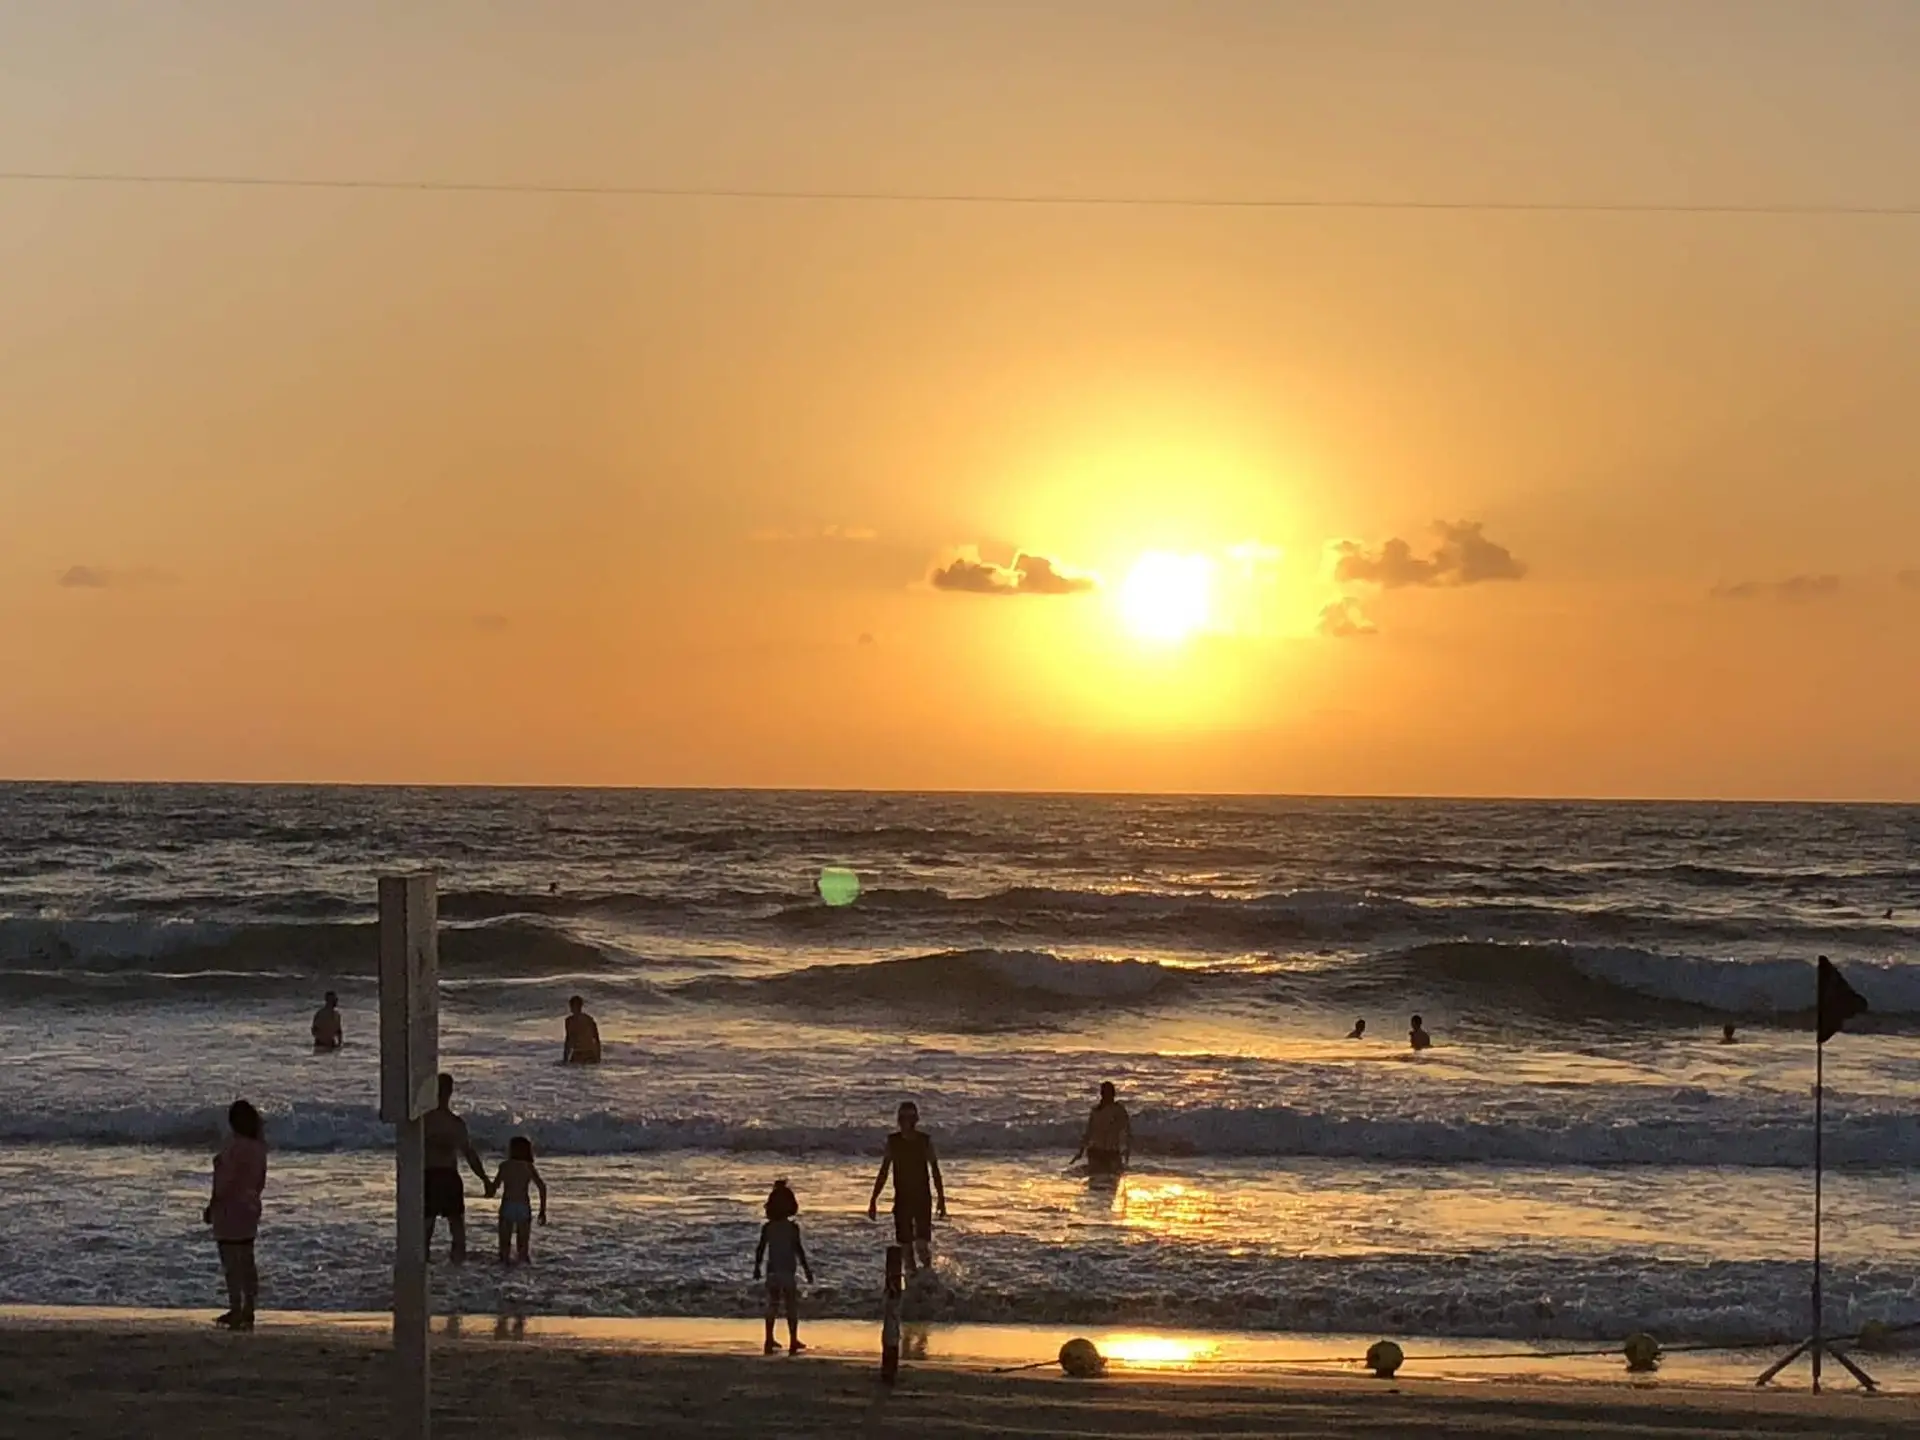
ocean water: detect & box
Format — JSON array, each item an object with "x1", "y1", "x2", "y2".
[{"x1": 2, "y1": 783, "x2": 1918, "y2": 1343}]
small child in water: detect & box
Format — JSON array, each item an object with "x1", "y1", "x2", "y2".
[
  {"x1": 494, "y1": 1136, "x2": 548, "y2": 1264},
  {"x1": 1410, "y1": 1015, "x2": 1432, "y2": 1051},
  {"x1": 753, "y1": 1179, "x2": 814, "y2": 1355}
]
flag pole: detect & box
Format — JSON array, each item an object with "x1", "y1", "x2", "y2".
[
  {"x1": 1756, "y1": 955, "x2": 1874, "y2": 1392},
  {"x1": 1812, "y1": 1032, "x2": 1823, "y2": 1394}
]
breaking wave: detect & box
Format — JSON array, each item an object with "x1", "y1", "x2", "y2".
[
  {"x1": 0, "y1": 915, "x2": 623, "y2": 982},
  {"x1": 8, "y1": 1098, "x2": 1917, "y2": 1170}
]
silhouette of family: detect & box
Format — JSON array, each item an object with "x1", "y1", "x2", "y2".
[{"x1": 209, "y1": 991, "x2": 1141, "y2": 1335}]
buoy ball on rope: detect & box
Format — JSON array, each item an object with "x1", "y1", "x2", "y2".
[
  {"x1": 1622, "y1": 1333, "x2": 1661, "y2": 1372},
  {"x1": 1365, "y1": 1340, "x2": 1404, "y2": 1378},
  {"x1": 1059, "y1": 1338, "x2": 1107, "y2": 1378}
]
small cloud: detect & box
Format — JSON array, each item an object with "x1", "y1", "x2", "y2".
[
  {"x1": 56, "y1": 564, "x2": 171, "y2": 590},
  {"x1": 1333, "y1": 521, "x2": 1527, "y2": 589},
  {"x1": 930, "y1": 550, "x2": 1096, "y2": 596},
  {"x1": 751, "y1": 523, "x2": 879, "y2": 543},
  {"x1": 857, "y1": 631, "x2": 876, "y2": 646},
  {"x1": 1711, "y1": 574, "x2": 1843, "y2": 603},
  {"x1": 1009, "y1": 554, "x2": 1095, "y2": 595},
  {"x1": 472, "y1": 613, "x2": 511, "y2": 633},
  {"x1": 1318, "y1": 598, "x2": 1378, "y2": 639},
  {"x1": 1897, "y1": 569, "x2": 1920, "y2": 592}
]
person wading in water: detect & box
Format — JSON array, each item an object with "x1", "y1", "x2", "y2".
[
  {"x1": 1070, "y1": 1081, "x2": 1133, "y2": 1177},
  {"x1": 423, "y1": 1073, "x2": 491, "y2": 1263},
  {"x1": 867, "y1": 1101, "x2": 946, "y2": 1276}
]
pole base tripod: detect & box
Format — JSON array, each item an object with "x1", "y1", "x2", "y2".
[{"x1": 1755, "y1": 1336, "x2": 1876, "y2": 1393}]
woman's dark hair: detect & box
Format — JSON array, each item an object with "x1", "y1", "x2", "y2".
[
  {"x1": 228, "y1": 1100, "x2": 263, "y2": 1141},
  {"x1": 765, "y1": 1178, "x2": 798, "y2": 1220},
  {"x1": 509, "y1": 1136, "x2": 534, "y2": 1162}
]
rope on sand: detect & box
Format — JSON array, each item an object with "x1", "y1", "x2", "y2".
[{"x1": 957, "y1": 1318, "x2": 1920, "y2": 1377}]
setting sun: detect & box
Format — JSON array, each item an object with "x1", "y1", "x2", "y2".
[{"x1": 1118, "y1": 553, "x2": 1214, "y2": 643}]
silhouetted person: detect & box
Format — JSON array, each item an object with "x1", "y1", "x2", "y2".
[
  {"x1": 1070, "y1": 1081, "x2": 1132, "y2": 1176},
  {"x1": 494, "y1": 1135, "x2": 547, "y2": 1265},
  {"x1": 423, "y1": 1073, "x2": 490, "y2": 1262},
  {"x1": 1721, "y1": 1023, "x2": 1738, "y2": 1045},
  {"x1": 1409, "y1": 1015, "x2": 1432, "y2": 1051},
  {"x1": 754, "y1": 1179, "x2": 814, "y2": 1355},
  {"x1": 1347, "y1": 1019, "x2": 1366, "y2": 1039},
  {"x1": 868, "y1": 1101, "x2": 945, "y2": 1276},
  {"x1": 205, "y1": 1099, "x2": 266, "y2": 1329},
  {"x1": 562, "y1": 995, "x2": 601, "y2": 1064},
  {"x1": 311, "y1": 992, "x2": 342, "y2": 1051}
]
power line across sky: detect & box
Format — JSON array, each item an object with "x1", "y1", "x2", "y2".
[{"x1": 2, "y1": 168, "x2": 1918, "y2": 218}]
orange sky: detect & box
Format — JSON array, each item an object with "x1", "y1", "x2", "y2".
[{"x1": 3, "y1": 1, "x2": 1918, "y2": 798}]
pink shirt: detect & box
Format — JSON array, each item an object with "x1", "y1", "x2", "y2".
[{"x1": 210, "y1": 1136, "x2": 268, "y2": 1242}]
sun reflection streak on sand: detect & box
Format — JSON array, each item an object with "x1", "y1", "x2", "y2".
[{"x1": 1098, "y1": 1331, "x2": 1224, "y2": 1368}]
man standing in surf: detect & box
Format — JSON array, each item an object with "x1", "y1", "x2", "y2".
[
  {"x1": 423, "y1": 1073, "x2": 492, "y2": 1263},
  {"x1": 562, "y1": 994, "x2": 601, "y2": 1064},
  {"x1": 867, "y1": 1101, "x2": 946, "y2": 1277},
  {"x1": 1070, "y1": 1081, "x2": 1132, "y2": 1177}
]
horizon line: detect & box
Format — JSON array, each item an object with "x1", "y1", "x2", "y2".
[
  {"x1": 1, "y1": 776, "x2": 1914, "y2": 808},
  {"x1": 5, "y1": 170, "x2": 1919, "y2": 219}
]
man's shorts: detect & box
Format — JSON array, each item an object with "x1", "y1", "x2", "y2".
[
  {"x1": 765, "y1": 1274, "x2": 798, "y2": 1300},
  {"x1": 424, "y1": 1168, "x2": 466, "y2": 1219},
  {"x1": 892, "y1": 1197, "x2": 933, "y2": 1246}
]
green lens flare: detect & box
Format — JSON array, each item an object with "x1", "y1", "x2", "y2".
[{"x1": 817, "y1": 866, "x2": 861, "y2": 908}]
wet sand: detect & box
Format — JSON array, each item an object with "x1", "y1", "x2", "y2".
[{"x1": 2, "y1": 1315, "x2": 1914, "y2": 1438}]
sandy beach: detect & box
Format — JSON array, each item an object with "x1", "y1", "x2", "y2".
[{"x1": 3, "y1": 1314, "x2": 1915, "y2": 1439}]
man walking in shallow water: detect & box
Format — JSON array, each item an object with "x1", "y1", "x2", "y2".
[
  {"x1": 868, "y1": 1101, "x2": 946, "y2": 1276},
  {"x1": 423, "y1": 1073, "x2": 491, "y2": 1263}
]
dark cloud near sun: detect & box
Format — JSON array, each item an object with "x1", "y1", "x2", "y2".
[
  {"x1": 1318, "y1": 598, "x2": 1378, "y2": 639},
  {"x1": 57, "y1": 565, "x2": 171, "y2": 590},
  {"x1": 1333, "y1": 521, "x2": 1528, "y2": 589},
  {"x1": 1711, "y1": 574, "x2": 1843, "y2": 603},
  {"x1": 930, "y1": 551, "x2": 1096, "y2": 596}
]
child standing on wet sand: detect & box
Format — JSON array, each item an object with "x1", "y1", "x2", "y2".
[
  {"x1": 753, "y1": 1179, "x2": 814, "y2": 1355},
  {"x1": 204, "y1": 1099, "x2": 267, "y2": 1329},
  {"x1": 494, "y1": 1136, "x2": 548, "y2": 1264}
]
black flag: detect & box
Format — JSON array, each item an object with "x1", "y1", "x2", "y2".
[{"x1": 1816, "y1": 955, "x2": 1867, "y2": 1044}]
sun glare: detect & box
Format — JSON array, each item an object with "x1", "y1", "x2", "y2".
[{"x1": 1119, "y1": 553, "x2": 1213, "y2": 643}]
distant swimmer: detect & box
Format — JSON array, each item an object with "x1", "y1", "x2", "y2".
[
  {"x1": 423, "y1": 1073, "x2": 492, "y2": 1263},
  {"x1": 1721, "y1": 1023, "x2": 1738, "y2": 1045},
  {"x1": 867, "y1": 1101, "x2": 946, "y2": 1277},
  {"x1": 1409, "y1": 1015, "x2": 1432, "y2": 1051},
  {"x1": 562, "y1": 995, "x2": 602, "y2": 1065},
  {"x1": 1070, "y1": 1081, "x2": 1132, "y2": 1177},
  {"x1": 311, "y1": 992, "x2": 342, "y2": 1051},
  {"x1": 1347, "y1": 1019, "x2": 1366, "y2": 1040}
]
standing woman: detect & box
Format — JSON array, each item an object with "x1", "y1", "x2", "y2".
[{"x1": 204, "y1": 1099, "x2": 267, "y2": 1329}]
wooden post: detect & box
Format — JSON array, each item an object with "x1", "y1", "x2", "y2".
[
  {"x1": 393, "y1": 1114, "x2": 428, "y2": 1437},
  {"x1": 380, "y1": 873, "x2": 439, "y2": 1440},
  {"x1": 881, "y1": 1245, "x2": 904, "y2": 1383}
]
